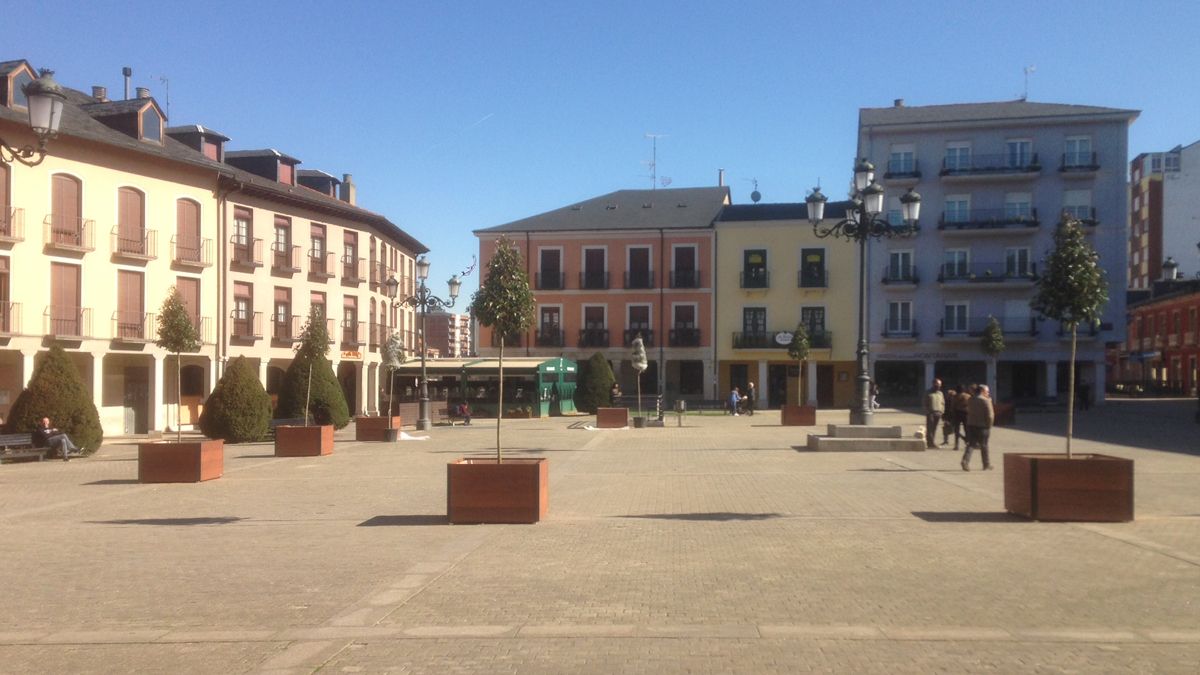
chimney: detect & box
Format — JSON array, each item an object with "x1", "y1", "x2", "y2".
[
  {"x1": 136, "y1": 87, "x2": 151, "y2": 99},
  {"x1": 1162, "y1": 257, "x2": 1179, "y2": 281},
  {"x1": 123, "y1": 66, "x2": 132, "y2": 99},
  {"x1": 340, "y1": 173, "x2": 356, "y2": 205},
  {"x1": 894, "y1": 98, "x2": 905, "y2": 107},
  {"x1": 718, "y1": 168, "x2": 725, "y2": 186},
  {"x1": 91, "y1": 86, "x2": 108, "y2": 102}
]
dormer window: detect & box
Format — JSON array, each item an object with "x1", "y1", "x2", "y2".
[
  {"x1": 140, "y1": 105, "x2": 163, "y2": 144},
  {"x1": 10, "y1": 69, "x2": 33, "y2": 108}
]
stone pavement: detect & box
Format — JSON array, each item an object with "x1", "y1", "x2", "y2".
[{"x1": 1, "y1": 399, "x2": 1198, "y2": 674}]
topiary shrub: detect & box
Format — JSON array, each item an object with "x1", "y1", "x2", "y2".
[
  {"x1": 198, "y1": 356, "x2": 271, "y2": 442},
  {"x1": 574, "y1": 352, "x2": 615, "y2": 413},
  {"x1": 6, "y1": 344, "x2": 103, "y2": 453},
  {"x1": 274, "y1": 308, "x2": 350, "y2": 428}
]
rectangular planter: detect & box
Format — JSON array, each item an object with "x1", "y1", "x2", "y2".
[
  {"x1": 275, "y1": 425, "x2": 334, "y2": 457},
  {"x1": 355, "y1": 415, "x2": 402, "y2": 441},
  {"x1": 448, "y1": 458, "x2": 548, "y2": 524},
  {"x1": 596, "y1": 407, "x2": 629, "y2": 428},
  {"x1": 781, "y1": 404, "x2": 817, "y2": 426},
  {"x1": 138, "y1": 439, "x2": 224, "y2": 483},
  {"x1": 1004, "y1": 453, "x2": 1134, "y2": 522}
]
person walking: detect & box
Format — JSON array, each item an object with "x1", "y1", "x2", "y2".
[
  {"x1": 961, "y1": 385, "x2": 995, "y2": 471},
  {"x1": 729, "y1": 387, "x2": 742, "y2": 416},
  {"x1": 744, "y1": 382, "x2": 756, "y2": 416},
  {"x1": 950, "y1": 384, "x2": 971, "y2": 450},
  {"x1": 923, "y1": 378, "x2": 945, "y2": 449},
  {"x1": 941, "y1": 387, "x2": 957, "y2": 446},
  {"x1": 32, "y1": 416, "x2": 79, "y2": 461}
]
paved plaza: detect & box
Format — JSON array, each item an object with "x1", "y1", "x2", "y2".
[{"x1": 1, "y1": 399, "x2": 1198, "y2": 674}]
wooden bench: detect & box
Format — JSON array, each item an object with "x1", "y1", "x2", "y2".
[{"x1": 0, "y1": 433, "x2": 45, "y2": 463}]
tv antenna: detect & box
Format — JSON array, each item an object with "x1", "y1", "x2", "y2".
[
  {"x1": 1022, "y1": 65, "x2": 1036, "y2": 101},
  {"x1": 745, "y1": 178, "x2": 761, "y2": 203},
  {"x1": 154, "y1": 74, "x2": 170, "y2": 118},
  {"x1": 644, "y1": 133, "x2": 667, "y2": 190}
]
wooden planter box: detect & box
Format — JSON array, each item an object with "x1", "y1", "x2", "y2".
[
  {"x1": 596, "y1": 407, "x2": 629, "y2": 428},
  {"x1": 447, "y1": 458, "x2": 549, "y2": 524},
  {"x1": 275, "y1": 425, "x2": 334, "y2": 457},
  {"x1": 1004, "y1": 453, "x2": 1134, "y2": 522},
  {"x1": 355, "y1": 415, "x2": 402, "y2": 441},
  {"x1": 994, "y1": 402, "x2": 1016, "y2": 426},
  {"x1": 781, "y1": 404, "x2": 817, "y2": 426},
  {"x1": 138, "y1": 439, "x2": 224, "y2": 483}
]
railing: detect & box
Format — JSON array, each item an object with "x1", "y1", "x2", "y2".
[
  {"x1": 624, "y1": 270, "x2": 655, "y2": 289},
  {"x1": 624, "y1": 329, "x2": 653, "y2": 347},
  {"x1": 229, "y1": 237, "x2": 263, "y2": 267},
  {"x1": 271, "y1": 243, "x2": 302, "y2": 273},
  {"x1": 940, "y1": 152, "x2": 1041, "y2": 176},
  {"x1": 670, "y1": 269, "x2": 701, "y2": 289},
  {"x1": 309, "y1": 250, "x2": 336, "y2": 277},
  {"x1": 368, "y1": 321, "x2": 383, "y2": 349},
  {"x1": 938, "y1": 262, "x2": 1037, "y2": 282},
  {"x1": 884, "y1": 159, "x2": 921, "y2": 179},
  {"x1": 44, "y1": 305, "x2": 91, "y2": 338},
  {"x1": 43, "y1": 215, "x2": 95, "y2": 251},
  {"x1": 111, "y1": 310, "x2": 155, "y2": 341},
  {"x1": 0, "y1": 207, "x2": 25, "y2": 242},
  {"x1": 0, "y1": 302, "x2": 21, "y2": 335},
  {"x1": 1060, "y1": 152, "x2": 1099, "y2": 172},
  {"x1": 536, "y1": 328, "x2": 564, "y2": 347},
  {"x1": 882, "y1": 324, "x2": 918, "y2": 339},
  {"x1": 490, "y1": 331, "x2": 523, "y2": 347},
  {"x1": 938, "y1": 208, "x2": 1040, "y2": 231},
  {"x1": 1065, "y1": 207, "x2": 1099, "y2": 226},
  {"x1": 733, "y1": 330, "x2": 832, "y2": 349},
  {"x1": 171, "y1": 235, "x2": 213, "y2": 267},
  {"x1": 272, "y1": 315, "x2": 299, "y2": 342},
  {"x1": 939, "y1": 317, "x2": 1037, "y2": 337},
  {"x1": 111, "y1": 226, "x2": 158, "y2": 260},
  {"x1": 342, "y1": 320, "x2": 366, "y2": 346},
  {"x1": 342, "y1": 256, "x2": 366, "y2": 283},
  {"x1": 536, "y1": 272, "x2": 565, "y2": 290},
  {"x1": 579, "y1": 271, "x2": 609, "y2": 290},
  {"x1": 193, "y1": 316, "x2": 213, "y2": 344},
  {"x1": 578, "y1": 328, "x2": 609, "y2": 348},
  {"x1": 740, "y1": 270, "x2": 769, "y2": 289},
  {"x1": 882, "y1": 265, "x2": 919, "y2": 284},
  {"x1": 231, "y1": 311, "x2": 263, "y2": 339},
  {"x1": 797, "y1": 269, "x2": 828, "y2": 288},
  {"x1": 669, "y1": 327, "x2": 701, "y2": 347}
]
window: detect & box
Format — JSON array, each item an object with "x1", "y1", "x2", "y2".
[
  {"x1": 1151, "y1": 156, "x2": 1162, "y2": 173},
  {"x1": 582, "y1": 247, "x2": 607, "y2": 289},
  {"x1": 887, "y1": 301, "x2": 912, "y2": 334},
  {"x1": 943, "y1": 249, "x2": 969, "y2": 279},
  {"x1": 678, "y1": 360, "x2": 704, "y2": 396},
  {"x1": 311, "y1": 291, "x2": 326, "y2": 322},
  {"x1": 50, "y1": 174, "x2": 83, "y2": 247},
  {"x1": 343, "y1": 297, "x2": 358, "y2": 343},
  {"x1": 175, "y1": 199, "x2": 202, "y2": 263},
  {"x1": 799, "y1": 248, "x2": 826, "y2": 287},
  {"x1": 1006, "y1": 139, "x2": 1033, "y2": 167},
  {"x1": 672, "y1": 245, "x2": 698, "y2": 288},
  {"x1": 800, "y1": 306, "x2": 825, "y2": 336},
  {"x1": 743, "y1": 249, "x2": 768, "y2": 288},
  {"x1": 273, "y1": 216, "x2": 292, "y2": 268},
  {"x1": 117, "y1": 187, "x2": 146, "y2": 255},
  {"x1": 945, "y1": 142, "x2": 971, "y2": 171},
  {"x1": 1005, "y1": 247, "x2": 1031, "y2": 277},
  {"x1": 11, "y1": 69, "x2": 32, "y2": 108},
  {"x1": 888, "y1": 250, "x2": 913, "y2": 282},
  {"x1": 538, "y1": 248, "x2": 562, "y2": 290},
  {"x1": 140, "y1": 106, "x2": 162, "y2": 144},
  {"x1": 628, "y1": 305, "x2": 650, "y2": 331},
  {"x1": 674, "y1": 304, "x2": 696, "y2": 328},
  {"x1": 743, "y1": 307, "x2": 767, "y2": 335},
  {"x1": 1064, "y1": 136, "x2": 1092, "y2": 166},
  {"x1": 583, "y1": 305, "x2": 606, "y2": 329},
  {"x1": 50, "y1": 262, "x2": 82, "y2": 336},
  {"x1": 233, "y1": 208, "x2": 251, "y2": 246},
  {"x1": 1004, "y1": 192, "x2": 1032, "y2": 219},
  {"x1": 1165, "y1": 153, "x2": 1181, "y2": 172},
  {"x1": 310, "y1": 224, "x2": 328, "y2": 275},
  {"x1": 944, "y1": 303, "x2": 969, "y2": 333},
  {"x1": 538, "y1": 306, "x2": 562, "y2": 346},
  {"x1": 116, "y1": 270, "x2": 145, "y2": 339},
  {"x1": 888, "y1": 144, "x2": 915, "y2": 174},
  {"x1": 627, "y1": 246, "x2": 652, "y2": 288},
  {"x1": 233, "y1": 282, "x2": 253, "y2": 337},
  {"x1": 273, "y1": 287, "x2": 291, "y2": 340},
  {"x1": 944, "y1": 194, "x2": 970, "y2": 223},
  {"x1": 1063, "y1": 189, "x2": 1092, "y2": 221}
]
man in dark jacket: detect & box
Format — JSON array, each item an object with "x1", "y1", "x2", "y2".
[
  {"x1": 961, "y1": 385, "x2": 995, "y2": 471},
  {"x1": 33, "y1": 417, "x2": 78, "y2": 461},
  {"x1": 923, "y1": 379, "x2": 944, "y2": 449}
]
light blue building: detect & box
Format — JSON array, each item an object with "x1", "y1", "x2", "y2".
[{"x1": 858, "y1": 99, "x2": 1138, "y2": 405}]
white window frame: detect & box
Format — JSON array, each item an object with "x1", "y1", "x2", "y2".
[
  {"x1": 1064, "y1": 135, "x2": 1092, "y2": 166},
  {"x1": 580, "y1": 303, "x2": 607, "y2": 329},
  {"x1": 1006, "y1": 138, "x2": 1033, "y2": 167},
  {"x1": 887, "y1": 301, "x2": 912, "y2": 333},
  {"x1": 538, "y1": 304, "x2": 563, "y2": 328},
  {"x1": 888, "y1": 249, "x2": 914, "y2": 281},
  {"x1": 1005, "y1": 247, "x2": 1032, "y2": 277},
  {"x1": 1063, "y1": 189, "x2": 1092, "y2": 221},
  {"x1": 943, "y1": 249, "x2": 970, "y2": 278},
  {"x1": 581, "y1": 245, "x2": 607, "y2": 272},
  {"x1": 944, "y1": 302, "x2": 969, "y2": 334},
  {"x1": 888, "y1": 143, "x2": 915, "y2": 174},
  {"x1": 626, "y1": 303, "x2": 653, "y2": 332},
  {"x1": 945, "y1": 141, "x2": 971, "y2": 170},
  {"x1": 944, "y1": 194, "x2": 970, "y2": 223},
  {"x1": 671, "y1": 302, "x2": 698, "y2": 328},
  {"x1": 537, "y1": 246, "x2": 564, "y2": 273},
  {"x1": 1004, "y1": 192, "x2": 1033, "y2": 218}
]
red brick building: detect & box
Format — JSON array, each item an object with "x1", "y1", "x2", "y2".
[{"x1": 1112, "y1": 278, "x2": 1200, "y2": 395}]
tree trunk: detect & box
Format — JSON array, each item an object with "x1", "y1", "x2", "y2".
[
  {"x1": 175, "y1": 353, "x2": 182, "y2": 443},
  {"x1": 496, "y1": 341, "x2": 504, "y2": 463},
  {"x1": 1067, "y1": 325, "x2": 1078, "y2": 459}
]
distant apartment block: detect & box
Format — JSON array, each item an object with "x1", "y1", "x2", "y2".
[
  {"x1": 1129, "y1": 142, "x2": 1200, "y2": 289},
  {"x1": 1113, "y1": 278, "x2": 1200, "y2": 396},
  {"x1": 424, "y1": 310, "x2": 471, "y2": 358}
]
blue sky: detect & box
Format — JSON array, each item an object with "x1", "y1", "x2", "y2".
[{"x1": 8, "y1": 1, "x2": 1199, "y2": 296}]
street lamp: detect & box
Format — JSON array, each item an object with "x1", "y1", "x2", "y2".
[
  {"x1": 806, "y1": 159, "x2": 921, "y2": 425},
  {"x1": 1, "y1": 69, "x2": 67, "y2": 166},
  {"x1": 385, "y1": 256, "x2": 461, "y2": 430}
]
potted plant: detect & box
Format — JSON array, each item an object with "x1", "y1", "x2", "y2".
[
  {"x1": 357, "y1": 331, "x2": 406, "y2": 441},
  {"x1": 138, "y1": 289, "x2": 223, "y2": 482},
  {"x1": 1007, "y1": 215, "x2": 1131, "y2": 521},
  {"x1": 5, "y1": 344, "x2": 103, "y2": 455},
  {"x1": 630, "y1": 334, "x2": 649, "y2": 428},
  {"x1": 980, "y1": 316, "x2": 1014, "y2": 426},
  {"x1": 273, "y1": 308, "x2": 346, "y2": 456},
  {"x1": 781, "y1": 323, "x2": 816, "y2": 426},
  {"x1": 449, "y1": 237, "x2": 544, "y2": 524},
  {"x1": 581, "y1": 352, "x2": 625, "y2": 428}
]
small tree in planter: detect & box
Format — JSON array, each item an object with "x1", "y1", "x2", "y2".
[
  {"x1": 980, "y1": 315, "x2": 1005, "y2": 395},
  {"x1": 575, "y1": 352, "x2": 615, "y2": 414},
  {"x1": 787, "y1": 322, "x2": 811, "y2": 403},
  {"x1": 155, "y1": 287, "x2": 201, "y2": 442},
  {"x1": 631, "y1": 335, "x2": 649, "y2": 425},
  {"x1": 781, "y1": 323, "x2": 816, "y2": 426},
  {"x1": 6, "y1": 344, "x2": 103, "y2": 453},
  {"x1": 383, "y1": 330, "x2": 407, "y2": 419},
  {"x1": 276, "y1": 307, "x2": 350, "y2": 429},
  {"x1": 199, "y1": 356, "x2": 272, "y2": 443}
]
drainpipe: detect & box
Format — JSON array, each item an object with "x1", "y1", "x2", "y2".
[
  {"x1": 525, "y1": 230, "x2": 532, "y2": 356},
  {"x1": 659, "y1": 228, "x2": 666, "y2": 400},
  {"x1": 215, "y1": 174, "x2": 243, "y2": 382},
  {"x1": 711, "y1": 226, "x2": 718, "y2": 400}
]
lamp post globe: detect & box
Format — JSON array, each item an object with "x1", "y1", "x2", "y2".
[
  {"x1": 387, "y1": 260, "x2": 458, "y2": 431},
  {"x1": 2, "y1": 68, "x2": 67, "y2": 167}
]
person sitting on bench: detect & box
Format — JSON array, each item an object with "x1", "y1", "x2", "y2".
[
  {"x1": 457, "y1": 402, "x2": 472, "y2": 426},
  {"x1": 33, "y1": 417, "x2": 78, "y2": 461}
]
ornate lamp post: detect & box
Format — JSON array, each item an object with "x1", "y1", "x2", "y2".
[
  {"x1": 1, "y1": 69, "x2": 67, "y2": 166},
  {"x1": 806, "y1": 159, "x2": 920, "y2": 425},
  {"x1": 385, "y1": 256, "x2": 461, "y2": 430}
]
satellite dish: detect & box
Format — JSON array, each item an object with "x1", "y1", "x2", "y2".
[{"x1": 751, "y1": 190, "x2": 761, "y2": 203}]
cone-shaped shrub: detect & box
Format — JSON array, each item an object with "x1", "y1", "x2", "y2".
[
  {"x1": 198, "y1": 356, "x2": 271, "y2": 442},
  {"x1": 6, "y1": 345, "x2": 103, "y2": 453},
  {"x1": 574, "y1": 352, "x2": 615, "y2": 413},
  {"x1": 274, "y1": 308, "x2": 350, "y2": 428}
]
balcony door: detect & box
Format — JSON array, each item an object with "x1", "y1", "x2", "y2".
[
  {"x1": 117, "y1": 270, "x2": 144, "y2": 339},
  {"x1": 51, "y1": 174, "x2": 82, "y2": 246},
  {"x1": 539, "y1": 248, "x2": 562, "y2": 290},
  {"x1": 0, "y1": 256, "x2": 9, "y2": 332},
  {"x1": 539, "y1": 306, "x2": 561, "y2": 345},
  {"x1": 117, "y1": 187, "x2": 146, "y2": 255},
  {"x1": 628, "y1": 246, "x2": 651, "y2": 288},
  {"x1": 673, "y1": 245, "x2": 697, "y2": 287},
  {"x1": 176, "y1": 199, "x2": 201, "y2": 262},
  {"x1": 176, "y1": 276, "x2": 200, "y2": 334},
  {"x1": 583, "y1": 247, "x2": 606, "y2": 289},
  {"x1": 743, "y1": 307, "x2": 766, "y2": 335},
  {"x1": 800, "y1": 307, "x2": 825, "y2": 337},
  {"x1": 50, "y1": 262, "x2": 81, "y2": 335}
]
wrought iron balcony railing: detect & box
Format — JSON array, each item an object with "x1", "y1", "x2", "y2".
[
  {"x1": 579, "y1": 271, "x2": 609, "y2": 290},
  {"x1": 231, "y1": 311, "x2": 263, "y2": 339},
  {"x1": 939, "y1": 316, "x2": 1037, "y2": 338},
  {"x1": 536, "y1": 271, "x2": 565, "y2": 290},
  {"x1": 624, "y1": 328, "x2": 653, "y2": 347},
  {"x1": 940, "y1": 152, "x2": 1041, "y2": 177},
  {"x1": 342, "y1": 256, "x2": 367, "y2": 283},
  {"x1": 882, "y1": 324, "x2": 918, "y2": 339},
  {"x1": 624, "y1": 270, "x2": 655, "y2": 289},
  {"x1": 271, "y1": 243, "x2": 302, "y2": 273},
  {"x1": 230, "y1": 237, "x2": 263, "y2": 267},
  {"x1": 171, "y1": 235, "x2": 213, "y2": 267},
  {"x1": 0, "y1": 302, "x2": 20, "y2": 335},
  {"x1": 797, "y1": 269, "x2": 828, "y2": 288},
  {"x1": 490, "y1": 331, "x2": 523, "y2": 347},
  {"x1": 938, "y1": 208, "x2": 1039, "y2": 231},
  {"x1": 1060, "y1": 152, "x2": 1099, "y2": 172},
  {"x1": 44, "y1": 306, "x2": 92, "y2": 338},
  {"x1": 578, "y1": 328, "x2": 609, "y2": 348},
  {"x1": 938, "y1": 262, "x2": 1037, "y2": 283},
  {"x1": 669, "y1": 327, "x2": 701, "y2": 347},
  {"x1": 882, "y1": 265, "x2": 919, "y2": 284},
  {"x1": 669, "y1": 269, "x2": 701, "y2": 288},
  {"x1": 309, "y1": 250, "x2": 336, "y2": 278},
  {"x1": 0, "y1": 207, "x2": 24, "y2": 242},
  {"x1": 342, "y1": 320, "x2": 366, "y2": 346},
  {"x1": 112, "y1": 310, "x2": 155, "y2": 342},
  {"x1": 536, "y1": 328, "x2": 564, "y2": 347},
  {"x1": 740, "y1": 270, "x2": 769, "y2": 289},
  {"x1": 111, "y1": 227, "x2": 158, "y2": 261},
  {"x1": 44, "y1": 215, "x2": 96, "y2": 252},
  {"x1": 884, "y1": 159, "x2": 921, "y2": 180}
]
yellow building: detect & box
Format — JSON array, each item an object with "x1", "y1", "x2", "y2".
[
  {"x1": 1, "y1": 59, "x2": 424, "y2": 435},
  {"x1": 715, "y1": 202, "x2": 859, "y2": 408}
]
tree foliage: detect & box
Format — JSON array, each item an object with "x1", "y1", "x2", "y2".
[
  {"x1": 156, "y1": 287, "x2": 200, "y2": 441},
  {"x1": 631, "y1": 335, "x2": 648, "y2": 417},
  {"x1": 198, "y1": 356, "x2": 272, "y2": 442},
  {"x1": 275, "y1": 307, "x2": 350, "y2": 428},
  {"x1": 6, "y1": 345, "x2": 103, "y2": 453},
  {"x1": 787, "y1": 323, "x2": 811, "y2": 363},
  {"x1": 575, "y1": 352, "x2": 615, "y2": 414},
  {"x1": 980, "y1": 316, "x2": 1006, "y2": 358}
]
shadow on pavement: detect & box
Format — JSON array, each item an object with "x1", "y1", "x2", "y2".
[
  {"x1": 619, "y1": 512, "x2": 782, "y2": 522},
  {"x1": 358, "y1": 515, "x2": 449, "y2": 526},
  {"x1": 911, "y1": 511, "x2": 1026, "y2": 523},
  {"x1": 83, "y1": 479, "x2": 139, "y2": 485},
  {"x1": 89, "y1": 517, "x2": 245, "y2": 526},
  {"x1": 1013, "y1": 399, "x2": 1199, "y2": 456},
  {"x1": 235, "y1": 454, "x2": 277, "y2": 459},
  {"x1": 853, "y1": 468, "x2": 959, "y2": 473}
]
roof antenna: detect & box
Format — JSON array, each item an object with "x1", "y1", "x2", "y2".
[
  {"x1": 644, "y1": 133, "x2": 666, "y2": 190},
  {"x1": 1022, "y1": 65, "x2": 1036, "y2": 101}
]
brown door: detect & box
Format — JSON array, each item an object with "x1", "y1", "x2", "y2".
[
  {"x1": 817, "y1": 364, "x2": 835, "y2": 408},
  {"x1": 117, "y1": 270, "x2": 144, "y2": 338},
  {"x1": 176, "y1": 199, "x2": 200, "y2": 262},
  {"x1": 0, "y1": 163, "x2": 9, "y2": 237},
  {"x1": 50, "y1": 262, "x2": 81, "y2": 335},
  {"x1": 0, "y1": 256, "x2": 9, "y2": 332},
  {"x1": 176, "y1": 276, "x2": 200, "y2": 329},
  {"x1": 51, "y1": 174, "x2": 81, "y2": 246},
  {"x1": 118, "y1": 187, "x2": 145, "y2": 255}
]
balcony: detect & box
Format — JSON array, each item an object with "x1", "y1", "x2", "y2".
[
  {"x1": 578, "y1": 328, "x2": 609, "y2": 348},
  {"x1": 733, "y1": 330, "x2": 832, "y2": 349},
  {"x1": 938, "y1": 208, "x2": 1039, "y2": 233},
  {"x1": 1059, "y1": 152, "x2": 1100, "y2": 176},
  {"x1": 44, "y1": 306, "x2": 92, "y2": 339},
  {"x1": 272, "y1": 315, "x2": 300, "y2": 343},
  {"x1": 0, "y1": 302, "x2": 21, "y2": 335},
  {"x1": 1067, "y1": 207, "x2": 1099, "y2": 227},
  {"x1": 882, "y1": 324, "x2": 919, "y2": 340},
  {"x1": 342, "y1": 256, "x2": 366, "y2": 283},
  {"x1": 670, "y1": 269, "x2": 701, "y2": 289},
  {"x1": 536, "y1": 328, "x2": 564, "y2": 347},
  {"x1": 882, "y1": 265, "x2": 919, "y2": 286},
  {"x1": 624, "y1": 329, "x2": 653, "y2": 347},
  {"x1": 342, "y1": 320, "x2": 366, "y2": 346},
  {"x1": 579, "y1": 271, "x2": 609, "y2": 290},
  {"x1": 939, "y1": 316, "x2": 1037, "y2": 339},
  {"x1": 940, "y1": 153, "x2": 1041, "y2": 181},
  {"x1": 797, "y1": 269, "x2": 828, "y2": 289},
  {"x1": 309, "y1": 250, "x2": 336, "y2": 278},
  {"x1": 112, "y1": 311, "x2": 155, "y2": 342},
  {"x1": 1, "y1": 207, "x2": 25, "y2": 243},
  {"x1": 624, "y1": 269, "x2": 655, "y2": 290},
  {"x1": 740, "y1": 270, "x2": 769, "y2": 289},
  {"x1": 111, "y1": 227, "x2": 158, "y2": 261},
  {"x1": 44, "y1": 216, "x2": 96, "y2": 252},
  {"x1": 230, "y1": 237, "x2": 263, "y2": 268},
  {"x1": 1057, "y1": 322, "x2": 1101, "y2": 340},
  {"x1": 938, "y1": 262, "x2": 1037, "y2": 285},
  {"x1": 271, "y1": 243, "x2": 302, "y2": 273},
  {"x1": 171, "y1": 236, "x2": 213, "y2": 267},
  {"x1": 368, "y1": 321, "x2": 383, "y2": 350},
  {"x1": 191, "y1": 316, "x2": 213, "y2": 345},
  {"x1": 491, "y1": 331, "x2": 523, "y2": 348},
  {"x1": 536, "y1": 271, "x2": 565, "y2": 290},
  {"x1": 231, "y1": 311, "x2": 263, "y2": 340},
  {"x1": 883, "y1": 159, "x2": 921, "y2": 184},
  {"x1": 669, "y1": 327, "x2": 701, "y2": 347}
]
